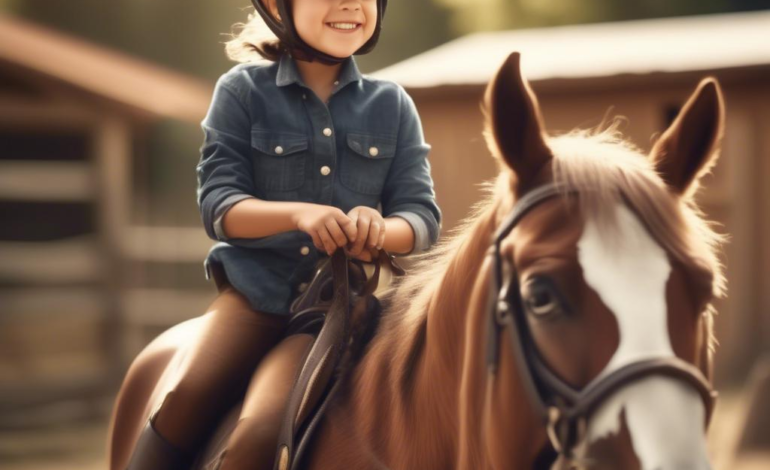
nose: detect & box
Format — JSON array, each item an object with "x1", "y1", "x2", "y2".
[{"x1": 339, "y1": 1, "x2": 361, "y2": 11}]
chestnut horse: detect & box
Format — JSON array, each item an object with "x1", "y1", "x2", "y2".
[{"x1": 109, "y1": 52, "x2": 726, "y2": 469}]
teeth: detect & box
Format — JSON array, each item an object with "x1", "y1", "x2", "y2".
[{"x1": 329, "y1": 23, "x2": 358, "y2": 30}]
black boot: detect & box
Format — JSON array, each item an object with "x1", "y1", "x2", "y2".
[{"x1": 125, "y1": 410, "x2": 194, "y2": 470}]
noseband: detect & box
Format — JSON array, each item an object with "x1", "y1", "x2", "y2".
[{"x1": 485, "y1": 182, "x2": 718, "y2": 457}]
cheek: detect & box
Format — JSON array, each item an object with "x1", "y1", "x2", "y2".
[
  {"x1": 364, "y1": 5, "x2": 378, "y2": 36},
  {"x1": 292, "y1": 5, "x2": 325, "y2": 38}
]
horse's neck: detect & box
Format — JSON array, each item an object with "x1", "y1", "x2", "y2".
[
  {"x1": 421, "y1": 220, "x2": 500, "y2": 469},
  {"x1": 318, "y1": 207, "x2": 500, "y2": 469}
]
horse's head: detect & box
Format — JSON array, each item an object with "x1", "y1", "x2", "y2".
[{"x1": 481, "y1": 52, "x2": 726, "y2": 470}]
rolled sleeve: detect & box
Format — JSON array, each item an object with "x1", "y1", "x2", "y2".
[
  {"x1": 212, "y1": 193, "x2": 257, "y2": 240},
  {"x1": 196, "y1": 70, "x2": 256, "y2": 241},
  {"x1": 381, "y1": 85, "x2": 442, "y2": 254},
  {"x1": 388, "y1": 211, "x2": 431, "y2": 255}
]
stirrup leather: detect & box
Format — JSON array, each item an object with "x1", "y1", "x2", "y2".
[{"x1": 273, "y1": 249, "x2": 402, "y2": 470}]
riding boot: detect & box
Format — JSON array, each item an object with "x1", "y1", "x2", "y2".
[{"x1": 125, "y1": 408, "x2": 194, "y2": 470}]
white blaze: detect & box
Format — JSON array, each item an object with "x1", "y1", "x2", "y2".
[{"x1": 575, "y1": 202, "x2": 711, "y2": 470}]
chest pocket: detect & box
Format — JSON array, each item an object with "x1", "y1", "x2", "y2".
[
  {"x1": 251, "y1": 129, "x2": 308, "y2": 192},
  {"x1": 340, "y1": 132, "x2": 397, "y2": 195}
]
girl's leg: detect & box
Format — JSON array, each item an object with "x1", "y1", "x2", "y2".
[
  {"x1": 154, "y1": 285, "x2": 288, "y2": 449},
  {"x1": 214, "y1": 334, "x2": 315, "y2": 470},
  {"x1": 126, "y1": 284, "x2": 288, "y2": 469}
]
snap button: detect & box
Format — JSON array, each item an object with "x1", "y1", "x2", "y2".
[
  {"x1": 334, "y1": 80, "x2": 339, "y2": 86},
  {"x1": 323, "y1": 128, "x2": 333, "y2": 137},
  {"x1": 298, "y1": 282, "x2": 308, "y2": 293},
  {"x1": 320, "y1": 166, "x2": 331, "y2": 176},
  {"x1": 300, "y1": 246, "x2": 310, "y2": 256},
  {"x1": 369, "y1": 147, "x2": 379, "y2": 157},
  {"x1": 275, "y1": 146, "x2": 284, "y2": 155},
  {"x1": 302, "y1": 94, "x2": 307, "y2": 100}
]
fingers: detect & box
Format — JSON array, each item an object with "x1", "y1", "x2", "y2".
[
  {"x1": 348, "y1": 214, "x2": 386, "y2": 256},
  {"x1": 350, "y1": 215, "x2": 370, "y2": 255},
  {"x1": 336, "y1": 212, "x2": 358, "y2": 245},
  {"x1": 377, "y1": 225, "x2": 385, "y2": 250},
  {"x1": 367, "y1": 221, "x2": 380, "y2": 251},
  {"x1": 309, "y1": 231, "x2": 324, "y2": 252},
  {"x1": 317, "y1": 225, "x2": 337, "y2": 256},
  {"x1": 325, "y1": 218, "x2": 348, "y2": 251}
]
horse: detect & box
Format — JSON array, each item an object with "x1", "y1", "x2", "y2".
[{"x1": 108, "y1": 51, "x2": 727, "y2": 470}]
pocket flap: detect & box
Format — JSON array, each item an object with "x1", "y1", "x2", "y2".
[
  {"x1": 346, "y1": 133, "x2": 396, "y2": 159},
  {"x1": 251, "y1": 129, "x2": 308, "y2": 156}
]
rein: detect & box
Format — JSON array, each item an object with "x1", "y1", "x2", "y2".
[{"x1": 484, "y1": 182, "x2": 718, "y2": 457}]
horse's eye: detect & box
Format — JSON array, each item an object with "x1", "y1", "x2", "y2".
[{"x1": 522, "y1": 279, "x2": 564, "y2": 318}]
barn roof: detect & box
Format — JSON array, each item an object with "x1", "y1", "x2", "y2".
[
  {"x1": 0, "y1": 13, "x2": 212, "y2": 123},
  {"x1": 373, "y1": 11, "x2": 770, "y2": 89}
]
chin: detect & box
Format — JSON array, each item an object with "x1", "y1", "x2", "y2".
[
  {"x1": 310, "y1": 35, "x2": 371, "y2": 60},
  {"x1": 317, "y1": 45, "x2": 361, "y2": 59}
]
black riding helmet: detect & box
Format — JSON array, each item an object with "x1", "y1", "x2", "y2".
[{"x1": 251, "y1": 0, "x2": 388, "y2": 65}]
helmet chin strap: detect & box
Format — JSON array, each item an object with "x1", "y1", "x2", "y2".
[
  {"x1": 288, "y1": 45, "x2": 347, "y2": 66},
  {"x1": 250, "y1": 0, "x2": 387, "y2": 65}
]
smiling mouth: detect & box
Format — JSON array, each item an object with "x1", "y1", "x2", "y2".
[{"x1": 326, "y1": 22, "x2": 362, "y2": 32}]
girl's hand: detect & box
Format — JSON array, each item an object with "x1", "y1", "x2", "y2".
[
  {"x1": 292, "y1": 204, "x2": 358, "y2": 256},
  {"x1": 344, "y1": 206, "x2": 385, "y2": 262}
]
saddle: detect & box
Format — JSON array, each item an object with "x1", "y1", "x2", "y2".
[{"x1": 274, "y1": 249, "x2": 406, "y2": 470}]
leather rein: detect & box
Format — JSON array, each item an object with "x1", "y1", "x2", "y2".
[{"x1": 484, "y1": 182, "x2": 718, "y2": 457}]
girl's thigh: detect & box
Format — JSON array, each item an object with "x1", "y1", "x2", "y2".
[
  {"x1": 218, "y1": 334, "x2": 315, "y2": 468},
  {"x1": 151, "y1": 284, "x2": 289, "y2": 450},
  {"x1": 174, "y1": 285, "x2": 288, "y2": 391},
  {"x1": 240, "y1": 333, "x2": 315, "y2": 419}
]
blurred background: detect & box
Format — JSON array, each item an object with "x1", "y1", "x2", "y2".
[{"x1": 0, "y1": 1, "x2": 769, "y2": 469}]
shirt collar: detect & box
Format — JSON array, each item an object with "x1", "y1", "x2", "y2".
[
  {"x1": 335, "y1": 56, "x2": 363, "y2": 90},
  {"x1": 276, "y1": 54, "x2": 363, "y2": 90}
]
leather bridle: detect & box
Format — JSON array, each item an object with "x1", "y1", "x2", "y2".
[{"x1": 484, "y1": 182, "x2": 718, "y2": 457}]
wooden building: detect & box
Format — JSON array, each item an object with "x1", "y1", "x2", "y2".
[
  {"x1": 0, "y1": 13, "x2": 212, "y2": 413},
  {"x1": 374, "y1": 11, "x2": 770, "y2": 385}
]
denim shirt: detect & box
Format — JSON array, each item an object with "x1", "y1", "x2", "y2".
[{"x1": 196, "y1": 54, "x2": 442, "y2": 315}]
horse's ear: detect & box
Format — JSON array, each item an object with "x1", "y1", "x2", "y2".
[
  {"x1": 650, "y1": 77, "x2": 725, "y2": 197},
  {"x1": 483, "y1": 52, "x2": 552, "y2": 194}
]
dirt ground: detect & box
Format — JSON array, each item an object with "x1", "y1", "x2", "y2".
[{"x1": 0, "y1": 389, "x2": 767, "y2": 469}]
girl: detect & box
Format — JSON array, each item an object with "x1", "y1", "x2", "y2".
[{"x1": 125, "y1": 0, "x2": 441, "y2": 468}]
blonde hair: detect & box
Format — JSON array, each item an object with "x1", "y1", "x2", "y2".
[{"x1": 224, "y1": 8, "x2": 286, "y2": 63}]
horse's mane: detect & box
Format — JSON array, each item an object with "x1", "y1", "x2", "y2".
[
  {"x1": 370, "y1": 173, "x2": 509, "y2": 386},
  {"x1": 376, "y1": 119, "x2": 727, "y2": 374}
]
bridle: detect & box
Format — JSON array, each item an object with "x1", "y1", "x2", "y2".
[{"x1": 484, "y1": 182, "x2": 718, "y2": 458}]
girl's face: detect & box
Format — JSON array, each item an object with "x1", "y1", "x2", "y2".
[{"x1": 271, "y1": 0, "x2": 378, "y2": 59}]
